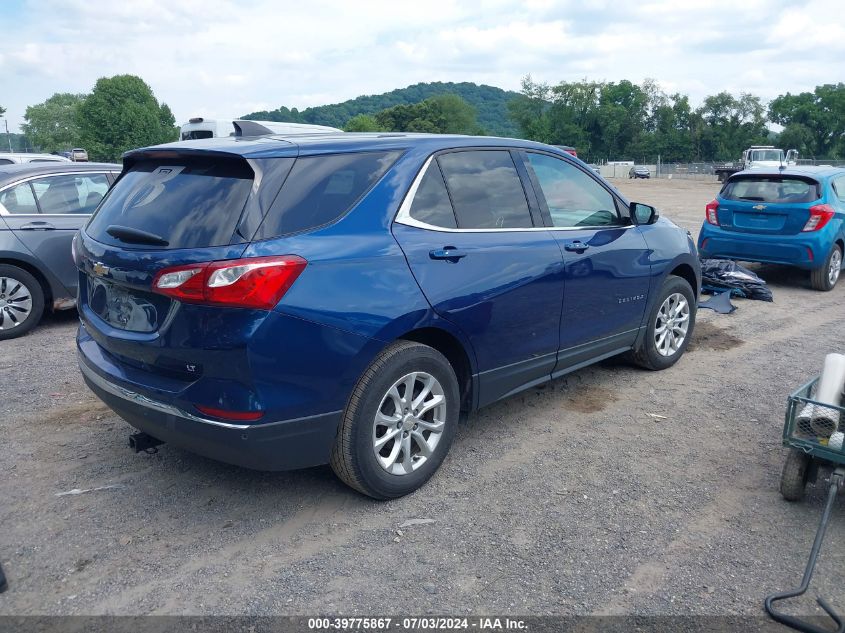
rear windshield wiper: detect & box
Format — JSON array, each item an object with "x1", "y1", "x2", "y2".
[
  {"x1": 738, "y1": 196, "x2": 766, "y2": 201},
  {"x1": 106, "y1": 225, "x2": 169, "y2": 247}
]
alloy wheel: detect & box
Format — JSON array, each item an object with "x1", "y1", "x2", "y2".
[
  {"x1": 654, "y1": 292, "x2": 690, "y2": 357},
  {"x1": 0, "y1": 276, "x2": 33, "y2": 331},
  {"x1": 829, "y1": 248, "x2": 842, "y2": 286},
  {"x1": 372, "y1": 371, "x2": 446, "y2": 475}
]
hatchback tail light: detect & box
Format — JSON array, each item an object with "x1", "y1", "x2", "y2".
[
  {"x1": 705, "y1": 200, "x2": 719, "y2": 226},
  {"x1": 802, "y1": 204, "x2": 835, "y2": 232},
  {"x1": 152, "y1": 255, "x2": 307, "y2": 309}
]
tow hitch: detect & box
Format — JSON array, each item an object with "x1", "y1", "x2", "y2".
[{"x1": 128, "y1": 432, "x2": 164, "y2": 453}]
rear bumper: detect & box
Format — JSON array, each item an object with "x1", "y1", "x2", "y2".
[
  {"x1": 78, "y1": 347, "x2": 342, "y2": 471},
  {"x1": 698, "y1": 226, "x2": 828, "y2": 270}
]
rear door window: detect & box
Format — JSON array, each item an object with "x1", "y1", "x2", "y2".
[
  {"x1": 436, "y1": 150, "x2": 532, "y2": 229},
  {"x1": 86, "y1": 159, "x2": 254, "y2": 249},
  {"x1": 257, "y1": 151, "x2": 401, "y2": 239},
  {"x1": 31, "y1": 173, "x2": 110, "y2": 214},
  {"x1": 722, "y1": 177, "x2": 820, "y2": 203}
]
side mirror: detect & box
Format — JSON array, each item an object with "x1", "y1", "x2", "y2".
[{"x1": 630, "y1": 202, "x2": 658, "y2": 225}]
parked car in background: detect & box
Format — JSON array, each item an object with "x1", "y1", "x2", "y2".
[
  {"x1": 629, "y1": 166, "x2": 650, "y2": 179},
  {"x1": 0, "y1": 153, "x2": 71, "y2": 165},
  {"x1": 0, "y1": 162, "x2": 120, "y2": 339},
  {"x1": 698, "y1": 167, "x2": 845, "y2": 291},
  {"x1": 70, "y1": 148, "x2": 89, "y2": 162},
  {"x1": 75, "y1": 133, "x2": 700, "y2": 498}
]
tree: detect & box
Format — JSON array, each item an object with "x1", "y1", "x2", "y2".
[
  {"x1": 374, "y1": 94, "x2": 479, "y2": 134},
  {"x1": 21, "y1": 93, "x2": 85, "y2": 153},
  {"x1": 0, "y1": 105, "x2": 5, "y2": 117},
  {"x1": 769, "y1": 84, "x2": 845, "y2": 158},
  {"x1": 76, "y1": 75, "x2": 177, "y2": 162},
  {"x1": 344, "y1": 114, "x2": 385, "y2": 132}
]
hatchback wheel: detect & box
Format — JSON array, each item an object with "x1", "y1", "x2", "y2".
[
  {"x1": 630, "y1": 275, "x2": 695, "y2": 371},
  {"x1": 331, "y1": 340, "x2": 459, "y2": 499},
  {"x1": 810, "y1": 244, "x2": 842, "y2": 291},
  {"x1": 0, "y1": 265, "x2": 44, "y2": 341}
]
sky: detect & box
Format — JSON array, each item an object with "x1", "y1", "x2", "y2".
[{"x1": 1, "y1": 0, "x2": 843, "y2": 133}]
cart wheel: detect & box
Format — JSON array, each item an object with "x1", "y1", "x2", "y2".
[{"x1": 780, "y1": 449, "x2": 810, "y2": 502}]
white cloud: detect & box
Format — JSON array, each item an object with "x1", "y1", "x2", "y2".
[{"x1": 0, "y1": 0, "x2": 843, "y2": 132}]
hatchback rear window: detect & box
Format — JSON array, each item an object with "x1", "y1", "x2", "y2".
[
  {"x1": 722, "y1": 176, "x2": 820, "y2": 203},
  {"x1": 86, "y1": 159, "x2": 253, "y2": 249},
  {"x1": 255, "y1": 151, "x2": 401, "y2": 239}
]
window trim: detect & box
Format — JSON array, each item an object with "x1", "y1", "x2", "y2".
[{"x1": 0, "y1": 171, "x2": 118, "y2": 217}]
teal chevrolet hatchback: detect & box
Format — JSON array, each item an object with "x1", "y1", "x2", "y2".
[{"x1": 698, "y1": 167, "x2": 845, "y2": 291}]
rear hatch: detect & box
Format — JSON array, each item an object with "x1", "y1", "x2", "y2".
[
  {"x1": 716, "y1": 174, "x2": 820, "y2": 235},
  {"x1": 76, "y1": 150, "x2": 293, "y2": 388}
]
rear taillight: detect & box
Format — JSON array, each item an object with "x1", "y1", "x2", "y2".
[
  {"x1": 802, "y1": 204, "x2": 835, "y2": 232},
  {"x1": 705, "y1": 199, "x2": 719, "y2": 226},
  {"x1": 564, "y1": 149, "x2": 577, "y2": 157},
  {"x1": 152, "y1": 255, "x2": 307, "y2": 309}
]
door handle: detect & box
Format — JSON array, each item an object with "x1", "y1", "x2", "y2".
[
  {"x1": 20, "y1": 222, "x2": 56, "y2": 231},
  {"x1": 564, "y1": 241, "x2": 589, "y2": 252},
  {"x1": 429, "y1": 247, "x2": 467, "y2": 261}
]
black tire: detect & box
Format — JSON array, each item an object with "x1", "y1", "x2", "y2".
[
  {"x1": 0, "y1": 264, "x2": 45, "y2": 341},
  {"x1": 330, "y1": 340, "x2": 460, "y2": 499},
  {"x1": 810, "y1": 244, "x2": 842, "y2": 291},
  {"x1": 780, "y1": 449, "x2": 810, "y2": 502},
  {"x1": 630, "y1": 275, "x2": 696, "y2": 371}
]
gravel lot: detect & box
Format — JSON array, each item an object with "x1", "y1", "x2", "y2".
[{"x1": 1, "y1": 177, "x2": 844, "y2": 619}]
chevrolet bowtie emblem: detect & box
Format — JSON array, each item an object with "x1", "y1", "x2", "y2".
[
  {"x1": 92, "y1": 262, "x2": 110, "y2": 277},
  {"x1": 752, "y1": 204, "x2": 766, "y2": 211}
]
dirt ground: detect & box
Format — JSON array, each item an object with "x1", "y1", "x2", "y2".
[{"x1": 1, "y1": 177, "x2": 844, "y2": 620}]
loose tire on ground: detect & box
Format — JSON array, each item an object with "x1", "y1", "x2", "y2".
[
  {"x1": 780, "y1": 449, "x2": 810, "y2": 502},
  {"x1": 0, "y1": 264, "x2": 45, "y2": 341},
  {"x1": 330, "y1": 340, "x2": 460, "y2": 499},
  {"x1": 810, "y1": 244, "x2": 842, "y2": 291},
  {"x1": 629, "y1": 274, "x2": 696, "y2": 371}
]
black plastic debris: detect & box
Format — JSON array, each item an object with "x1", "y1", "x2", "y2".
[
  {"x1": 700, "y1": 258, "x2": 773, "y2": 302},
  {"x1": 698, "y1": 290, "x2": 736, "y2": 314}
]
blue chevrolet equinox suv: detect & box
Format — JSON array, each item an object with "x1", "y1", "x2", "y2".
[{"x1": 75, "y1": 133, "x2": 700, "y2": 498}]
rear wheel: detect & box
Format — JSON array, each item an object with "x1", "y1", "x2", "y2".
[
  {"x1": 330, "y1": 341, "x2": 460, "y2": 499},
  {"x1": 630, "y1": 275, "x2": 696, "y2": 371},
  {"x1": 810, "y1": 244, "x2": 842, "y2": 291},
  {"x1": 780, "y1": 449, "x2": 810, "y2": 502},
  {"x1": 0, "y1": 264, "x2": 44, "y2": 341}
]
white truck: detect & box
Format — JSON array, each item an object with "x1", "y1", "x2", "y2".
[
  {"x1": 179, "y1": 118, "x2": 341, "y2": 140},
  {"x1": 715, "y1": 146, "x2": 799, "y2": 182}
]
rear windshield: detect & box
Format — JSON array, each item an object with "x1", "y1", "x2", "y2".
[
  {"x1": 86, "y1": 159, "x2": 253, "y2": 249},
  {"x1": 721, "y1": 176, "x2": 820, "y2": 204},
  {"x1": 255, "y1": 151, "x2": 401, "y2": 239}
]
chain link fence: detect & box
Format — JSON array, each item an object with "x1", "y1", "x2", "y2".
[{"x1": 597, "y1": 158, "x2": 845, "y2": 181}]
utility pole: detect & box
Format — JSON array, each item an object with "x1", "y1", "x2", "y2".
[{"x1": 4, "y1": 119, "x2": 11, "y2": 152}]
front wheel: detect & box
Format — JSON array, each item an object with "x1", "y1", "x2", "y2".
[
  {"x1": 810, "y1": 244, "x2": 842, "y2": 291},
  {"x1": 0, "y1": 264, "x2": 45, "y2": 341},
  {"x1": 330, "y1": 341, "x2": 460, "y2": 499},
  {"x1": 629, "y1": 275, "x2": 696, "y2": 371}
]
